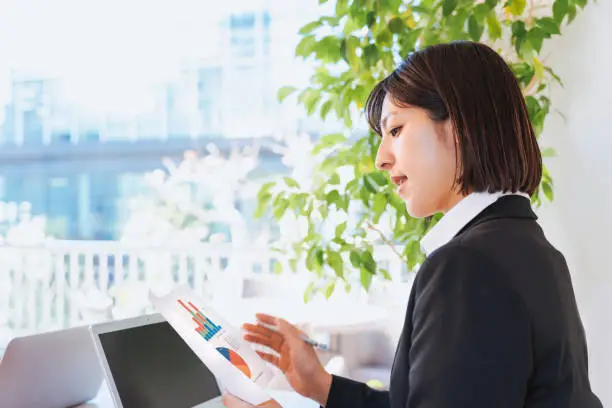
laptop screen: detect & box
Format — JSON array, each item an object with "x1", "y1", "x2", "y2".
[{"x1": 99, "y1": 321, "x2": 223, "y2": 408}]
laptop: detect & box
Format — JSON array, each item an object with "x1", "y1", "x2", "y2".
[
  {"x1": 90, "y1": 313, "x2": 224, "y2": 408},
  {"x1": 0, "y1": 325, "x2": 104, "y2": 408}
]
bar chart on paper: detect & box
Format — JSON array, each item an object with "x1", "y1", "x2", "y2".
[
  {"x1": 177, "y1": 299, "x2": 222, "y2": 341},
  {"x1": 176, "y1": 297, "x2": 253, "y2": 379},
  {"x1": 153, "y1": 286, "x2": 274, "y2": 405}
]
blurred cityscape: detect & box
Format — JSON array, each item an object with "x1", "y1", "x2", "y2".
[{"x1": 0, "y1": 0, "x2": 341, "y2": 241}]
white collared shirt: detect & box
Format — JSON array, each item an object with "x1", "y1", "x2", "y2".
[{"x1": 420, "y1": 191, "x2": 530, "y2": 256}]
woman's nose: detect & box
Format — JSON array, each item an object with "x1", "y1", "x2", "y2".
[{"x1": 375, "y1": 138, "x2": 394, "y2": 170}]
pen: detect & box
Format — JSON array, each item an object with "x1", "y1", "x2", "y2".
[{"x1": 257, "y1": 322, "x2": 330, "y2": 351}]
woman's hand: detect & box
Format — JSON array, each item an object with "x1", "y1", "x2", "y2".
[
  {"x1": 221, "y1": 394, "x2": 281, "y2": 408},
  {"x1": 242, "y1": 314, "x2": 332, "y2": 406}
]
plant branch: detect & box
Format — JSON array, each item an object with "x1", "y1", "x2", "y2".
[
  {"x1": 366, "y1": 221, "x2": 404, "y2": 261},
  {"x1": 528, "y1": 0, "x2": 535, "y2": 26}
]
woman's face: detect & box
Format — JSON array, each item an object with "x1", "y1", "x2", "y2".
[{"x1": 375, "y1": 94, "x2": 463, "y2": 218}]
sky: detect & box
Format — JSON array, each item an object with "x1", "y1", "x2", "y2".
[
  {"x1": 0, "y1": 0, "x2": 323, "y2": 120},
  {"x1": 0, "y1": 0, "x2": 266, "y2": 114}
]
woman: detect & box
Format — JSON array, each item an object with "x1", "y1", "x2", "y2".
[{"x1": 223, "y1": 41, "x2": 603, "y2": 408}]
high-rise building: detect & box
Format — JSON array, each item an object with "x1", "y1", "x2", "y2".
[{"x1": 0, "y1": 0, "x2": 329, "y2": 240}]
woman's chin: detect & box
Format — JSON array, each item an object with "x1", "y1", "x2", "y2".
[{"x1": 403, "y1": 198, "x2": 433, "y2": 219}]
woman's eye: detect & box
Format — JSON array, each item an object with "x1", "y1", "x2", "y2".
[{"x1": 389, "y1": 126, "x2": 402, "y2": 137}]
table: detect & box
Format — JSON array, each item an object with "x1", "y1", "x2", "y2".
[{"x1": 79, "y1": 382, "x2": 317, "y2": 407}]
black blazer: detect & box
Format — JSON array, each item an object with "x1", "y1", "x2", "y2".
[{"x1": 325, "y1": 196, "x2": 602, "y2": 408}]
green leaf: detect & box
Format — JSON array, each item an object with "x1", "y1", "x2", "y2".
[
  {"x1": 545, "y1": 67, "x2": 564, "y2": 87},
  {"x1": 360, "y1": 267, "x2": 373, "y2": 291},
  {"x1": 553, "y1": 0, "x2": 569, "y2": 24},
  {"x1": 375, "y1": 30, "x2": 393, "y2": 47},
  {"x1": 363, "y1": 174, "x2": 378, "y2": 193},
  {"x1": 298, "y1": 88, "x2": 323, "y2": 116},
  {"x1": 388, "y1": 17, "x2": 405, "y2": 33},
  {"x1": 335, "y1": 221, "x2": 348, "y2": 237},
  {"x1": 485, "y1": 0, "x2": 499, "y2": 7},
  {"x1": 566, "y1": 5, "x2": 577, "y2": 23},
  {"x1": 344, "y1": 282, "x2": 352, "y2": 294},
  {"x1": 442, "y1": 0, "x2": 458, "y2": 17},
  {"x1": 319, "y1": 203, "x2": 329, "y2": 219},
  {"x1": 541, "y1": 147, "x2": 557, "y2": 158},
  {"x1": 368, "y1": 172, "x2": 387, "y2": 186},
  {"x1": 326, "y1": 249, "x2": 344, "y2": 278},
  {"x1": 362, "y1": 44, "x2": 379, "y2": 68},
  {"x1": 468, "y1": 15, "x2": 484, "y2": 41},
  {"x1": 536, "y1": 17, "x2": 561, "y2": 35},
  {"x1": 336, "y1": 0, "x2": 349, "y2": 15},
  {"x1": 273, "y1": 262, "x2": 283, "y2": 274},
  {"x1": 329, "y1": 172, "x2": 341, "y2": 185},
  {"x1": 360, "y1": 250, "x2": 376, "y2": 275},
  {"x1": 277, "y1": 86, "x2": 297, "y2": 102},
  {"x1": 295, "y1": 35, "x2": 317, "y2": 57},
  {"x1": 528, "y1": 28, "x2": 545, "y2": 53},
  {"x1": 326, "y1": 190, "x2": 342, "y2": 208},
  {"x1": 324, "y1": 281, "x2": 336, "y2": 299},
  {"x1": 312, "y1": 133, "x2": 347, "y2": 154},
  {"x1": 320, "y1": 132, "x2": 347, "y2": 145},
  {"x1": 257, "y1": 181, "x2": 275, "y2": 199},
  {"x1": 320, "y1": 99, "x2": 334, "y2": 120},
  {"x1": 342, "y1": 36, "x2": 361, "y2": 71},
  {"x1": 486, "y1": 13, "x2": 502, "y2": 40},
  {"x1": 304, "y1": 281, "x2": 316, "y2": 303},
  {"x1": 372, "y1": 193, "x2": 387, "y2": 217},
  {"x1": 398, "y1": 28, "x2": 423, "y2": 56},
  {"x1": 574, "y1": 0, "x2": 587, "y2": 8},
  {"x1": 508, "y1": 0, "x2": 527, "y2": 15},
  {"x1": 422, "y1": 28, "x2": 441, "y2": 46},
  {"x1": 273, "y1": 198, "x2": 290, "y2": 221},
  {"x1": 350, "y1": 250, "x2": 361, "y2": 268},
  {"x1": 314, "y1": 36, "x2": 343, "y2": 63},
  {"x1": 533, "y1": 56, "x2": 545, "y2": 80},
  {"x1": 316, "y1": 248, "x2": 325, "y2": 270},
  {"x1": 366, "y1": 11, "x2": 376, "y2": 27},
  {"x1": 299, "y1": 20, "x2": 323, "y2": 35},
  {"x1": 283, "y1": 177, "x2": 301, "y2": 189},
  {"x1": 255, "y1": 181, "x2": 276, "y2": 218},
  {"x1": 542, "y1": 181, "x2": 554, "y2": 201},
  {"x1": 379, "y1": 268, "x2": 392, "y2": 281},
  {"x1": 473, "y1": 3, "x2": 490, "y2": 19},
  {"x1": 306, "y1": 246, "x2": 325, "y2": 276}
]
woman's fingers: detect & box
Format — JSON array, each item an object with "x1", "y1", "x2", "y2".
[
  {"x1": 255, "y1": 313, "x2": 278, "y2": 326},
  {"x1": 256, "y1": 351, "x2": 281, "y2": 369},
  {"x1": 221, "y1": 394, "x2": 281, "y2": 408},
  {"x1": 243, "y1": 322, "x2": 276, "y2": 338},
  {"x1": 244, "y1": 333, "x2": 278, "y2": 350},
  {"x1": 243, "y1": 323, "x2": 284, "y2": 351},
  {"x1": 221, "y1": 394, "x2": 255, "y2": 407}
]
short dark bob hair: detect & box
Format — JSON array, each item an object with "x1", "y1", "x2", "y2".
[{"x1": 366, "y1": 41, "x2": 542, "y2": 196}]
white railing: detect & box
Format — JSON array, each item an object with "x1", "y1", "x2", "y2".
[{"x1": 0, "y1": 240, "x2": 406, "y2": 340}]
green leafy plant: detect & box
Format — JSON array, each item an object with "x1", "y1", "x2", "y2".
[{"x1": 257, "y1": 0, "x2": 589, "y2": 299}]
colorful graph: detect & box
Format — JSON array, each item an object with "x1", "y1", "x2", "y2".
[
  {"x1": 177, "y1": 299, "x2": 222, "y2": 341},
  {"x1": 216, "y1": 347, "x2": 252, "y2": 378}
]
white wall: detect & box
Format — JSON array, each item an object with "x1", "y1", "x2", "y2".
[{"x1": 536, "y1": 2, "x2": 612, "y2": 405}]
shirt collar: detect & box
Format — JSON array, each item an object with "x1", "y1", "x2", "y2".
[{"x1": 420, "y1": 191, "x2": 530, "y2": 256}]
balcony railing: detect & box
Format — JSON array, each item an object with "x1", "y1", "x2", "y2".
[{"x1": 0, "y1": 240, "x2": 406, "y2": 343}]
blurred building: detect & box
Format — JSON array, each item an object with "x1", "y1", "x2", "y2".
[{"x1": 0, "y1": 1, "x2": 328, "y2": 240}]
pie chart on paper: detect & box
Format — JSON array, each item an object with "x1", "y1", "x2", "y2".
[{"x1": 216, "y1": 347, "x2": 252, "y2": 378}]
